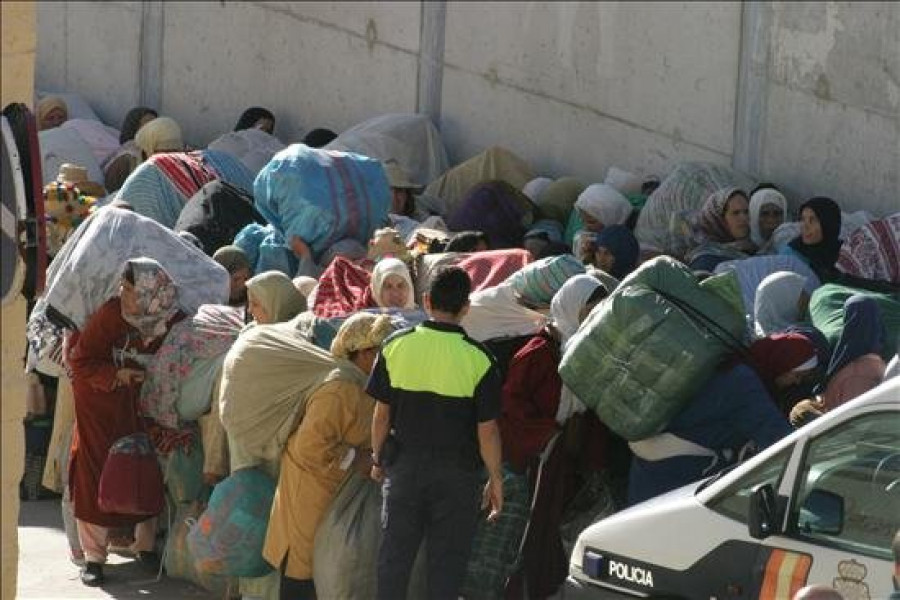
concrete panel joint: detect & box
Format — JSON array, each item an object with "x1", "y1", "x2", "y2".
[
  {"x1": 733, "y1": 1, "x2": 772, "y2": 177},
  {"x1": 139, "y1": 1, "x2": 164, "y2": 109},
  {"x1": 417, "y1": 1, "x2": 447, "y2": 129}
]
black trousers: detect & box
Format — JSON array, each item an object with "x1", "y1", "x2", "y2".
[
  {"x1": 279, "y1": 555, "x2": 316, "y2": 600},
  {"x1": 376, "y1": 455, "x2": 482, "y2": 600}
]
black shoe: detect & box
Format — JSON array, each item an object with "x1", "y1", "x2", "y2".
[
  {"x1": 81, "y1": 562, "x2": 104, "y2": 587},
  {"x1": 136, "y1": 551, "x2": 161, "y2": 574}
]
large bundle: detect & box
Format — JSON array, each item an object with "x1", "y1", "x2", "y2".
[
  {"x1": 60, "y1": 119, "x2": 120, "y2": 166},
  {"x1": 293, "y1": 308, "x2": 427, "y2": 352},
  {"x1": 116, "y1": 151, "x2": 221, "y2": 227},
  {"x1": 313, "y1": 473, "x2": 426, "y2": 599},
  {"x1": 325, "y1": 113, "x2": 448, "y2": 187},
  {"x1": 187, "y1": 467, "x2": 275, "y2": 578},
  {"x1": 836, "y1": 213, "x2": 900, "y2": 285},
  {"x1": 254, "y1": 144, "x2": 390, "y2": 258},
  {"x1": 164, "y1": 501, "x2": 232, "y2": 595},
  {"x1": 634, "y1": 162, "x2": 756, "y2": 253},
  {"x1": 559, "y1": 257, "x2": 746, "y2": 441},
  {"x1": 413, "y1": 249, "x2": 533, "y2": 304},
  {"x1": 207, "y1": 128, "x2": 286, "y2": 177},
  {"x1": 26, "y1": 207, "x2": 229, "y2": 372},
  {"x1": 809, "y1": 284, "x2": 900, "y2": 359},
  {"x1": 39, "y1": 126, "x2": 104, "y2": 187},
  {"x1": 461, "y1": 283, "x2": 547, "y2": 343},
  {"x1": 424, "y1": 146, "x2": 535, "y2": 218},
  {"x1": 174, "y1": 180, "x2": 265, "y2": 256},
  {"x1": 218, "y1": 320, "x2": 341, "y2": 464}
]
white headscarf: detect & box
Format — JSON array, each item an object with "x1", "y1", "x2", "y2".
[
  {"x1": 749, "y1": 189, "x2": 788, "y2": 247},
  {"x1": 550, "y1": 274, "x2": 605, "y2": 346},
  {"x1": 753, "y1": 271, "x2": 808, "y2": 338},
  {"x1": 574, "y1": 183, "x2": 633, "y2": 227},
  {"x1": 371, "y1": 258, "x2": 415, "y2": 309},
  {"x1": 522, "y1": 177, "x2": 553, "y2": 202}
]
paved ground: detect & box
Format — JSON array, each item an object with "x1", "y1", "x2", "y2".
[{"x1": 17, "y1": 498, "x2": 217, "y2": 599}]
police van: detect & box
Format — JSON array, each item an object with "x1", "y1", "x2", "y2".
[{"x1": 566, "y1": 377, "x2": 900, "y2": 599}]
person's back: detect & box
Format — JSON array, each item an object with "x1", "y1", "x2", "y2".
[{"x1": 367, "y1": 266, "x2": 504, "y2": 600}]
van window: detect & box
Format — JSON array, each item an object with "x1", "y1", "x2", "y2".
[
  {"x1": 789, "y1": 411, "x2": 900, "y2": 561},
  {"x1": 707, "y1": 446, "x2": 793, "y2": 523}
]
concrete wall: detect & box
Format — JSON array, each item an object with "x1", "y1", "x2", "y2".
[
  {"x1": 35, "y1": 1, "x2": 899, "y2": 216},
  {"x1": 1, "y1": 2, "x2": 35, "y2": 596}
]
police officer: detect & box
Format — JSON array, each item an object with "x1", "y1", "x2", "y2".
[{"x1": 368, "y1": 266, "x2": 503, "y2": 600}]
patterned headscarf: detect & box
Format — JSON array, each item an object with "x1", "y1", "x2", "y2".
[
  {"x1": 330, "y1": 313, "x2": 395, "y2": 360},
  {"x1": 507, "y1": 253, "x2": 585, "y2": 307},
  {"x1": 699, "y1": 187, "x2": 746, "y2": 243},
  {"x1": 121, "y1": 258, "x2": 179, "y2": 341}
]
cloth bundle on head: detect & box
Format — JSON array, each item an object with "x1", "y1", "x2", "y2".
[
  {"x1": 522, "y1": 177, "x2": 553, "y2": 202},
  {"x1": 574, "y1": 183, "x2": 632, "y2": 228},
  {"x1": 135, "y1": 116, "x2": 183, "y2": 157},
  {"x1": 213, "y1": 245, "x2": 251, "y2": 274},
  {"x1": 749, "y1": 332, "x2": 819, "y2": 391},
  {"x1": 595, "y1": 225, "x2": 640, "y2": 279},
  {"x1": 246, "y1": 271, "x2": 307, "y2": 323},
  {"x1": 837, "y1": 213, "x2": 900, "y2": 285},
  {"x1": 320, "y1": 239, "x2": 368, "y2": 270},
  {"x1": 37, "y1": 96, "x2": 67, "y2": 129},
  {"x1": 754, "y1": 271, "x2": 809, "y2": 338},
  {"x1": 537, "y1": 177, "x2": 586, "y2": 225},
  {"x1": 604, "y1": 166, "x2": 643, "y2": 196},
  {"x1": 446, "y1": 180, "x2": 535, "y2": 249},
  {"x1": 120, "y1": 107, "x2": 157, "y2": 144},
  {"x1": 330, "y1": 313, "x2": 394, "y2": 360},
  {"x1": 826, "y1": 295, "x2": 885, "y2": 379},
  {"x1": 699, "y1": 187, "x2": 745, "y2": 243},
  {"x1": 122, "y1": 257, "x2": 179, "y2": 341},
  {"x1": 749, "y1": 188, "x2": 787, "y2": 246},
  {"x1": 789, "y1": 197, "x2": 842, "y2": 274},
  {"x1": 370, "y1": 258, "x2": 415, "y2": 309},
  {"x1": 506, "y1": 254, "x2": 585, "y2": 307},
  {"x1": 551, "y1": 274, "x2": 607, "y2": 345},
  {"x1": 312, "y1": 257, "x2": 374, "y2": 318}
]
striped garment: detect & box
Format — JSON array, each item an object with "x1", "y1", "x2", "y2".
[{"x1": 506, "y1": 253, "x2": 585, "y2": 307}]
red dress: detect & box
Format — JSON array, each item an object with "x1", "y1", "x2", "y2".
[{"x1": 66, "y1": 298, "x2": 175, "y2": 527}]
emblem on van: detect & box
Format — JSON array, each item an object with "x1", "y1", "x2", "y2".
[
  {"x1": 608, "y1": 559, "x2": 654, "y2": 587},
  {"x1": 833, "y1": 559, "x2": 869, "y2": 600}
]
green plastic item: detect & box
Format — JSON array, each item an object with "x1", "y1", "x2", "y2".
[
  {"x1": 559, "y1": 257, "x2": 747, "y2": 441},
  {"x1": 700, "y1": 270, "x2": 746, "y2": 327},
  {"x1": 809, "y1": 284, "x2": 900, "y2": 359},
  {"x1": 164, "y1": 438, "x2": 205, "y2": 504}
]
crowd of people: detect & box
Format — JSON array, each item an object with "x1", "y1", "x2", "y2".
[{"x1": 19, "y1": 93, "x2": 900, "y2": 600}]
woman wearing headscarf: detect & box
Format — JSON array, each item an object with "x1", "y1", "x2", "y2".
[
  {"x1": 212, "y1": 245, "x2": 253, "y2": 307},
  {"x1": 369, "y1": 257, "x2": 416, "y2": 310},
  {"x1": 687, "y1": 187, "x2": 757, "y2": 271},
  {"x1": 66, "y1": 258, "x2": 184, "y2": 586},
  {"x1": 134, "y1": 116, "x2": 184, "y2": 160},
  {"x1": 245, "y1": 271, "x2": 307, "y2": 326},
  {"x1": 592, "y1": 225, "x2": 640, "y2": 280},
  {"x1": 522, "y1": 177, "x2": 553, "y2": 203},
  {"x1": 264, "y1": 313, "x2": 394, "y2": 600},
  {"x1": 37, "y1": 95, "x2": 68, "y2": 130},
  {"x1": 748, "y1": 188, "x2": 787, "y2": 254},
  {"x1": 782, "y1": 196, "x2": 842, "y2": 282},
  {"x1": 753, "y1": 271, "x2": 811, "y2": 338},
  {"x1": 573, "y1": 183, "x2": 633, "y2": 233},
  {"x1": 103, "y1": 107, "x2": 159, "y2": 193},
  {"x1": 748, "y1": 332, "x2": 821, "y2": 416},
  {"x1": 500, "y1": 274, "x2": 611, "y2": 599},
  {"x1": 234, "y1": 107, "x2": 275, "y2": 135}
]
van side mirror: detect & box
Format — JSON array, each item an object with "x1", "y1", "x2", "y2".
[
  {"x1": 748, "y1": 483, "x2": 779, "y2": 540},
  {"x1": 798, "y1": 489, "x2": 844, "y2": 536}
]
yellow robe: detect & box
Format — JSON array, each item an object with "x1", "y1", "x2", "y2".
[{"x1": 263, "y1": 379, "x2": 374, "y2": 579}]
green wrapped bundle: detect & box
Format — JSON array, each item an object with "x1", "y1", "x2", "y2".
[
  {"x1": 809, "y1": 284, "x2": 900, "y2": 359},
  {"x1": 559, "y1": 257, "x2": 746, "y2": 441}
]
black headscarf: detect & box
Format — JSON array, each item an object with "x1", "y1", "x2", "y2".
[
  {"x1": 789, "y1": 196, "x2": 842, "y2": 278},
  {"x1": 234, "y1": 107, "x2": 275, "y2": 132},
  {"x1": 302, "y1": 128, "x2": 338, "y2": 148},
  {"x1": 119, "y1": 106, "x2": 158, "y2": 144}
]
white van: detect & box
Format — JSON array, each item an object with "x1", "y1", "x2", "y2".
[{"x1": 566, "y1": 378, "x2": 900, "y2": 599}]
